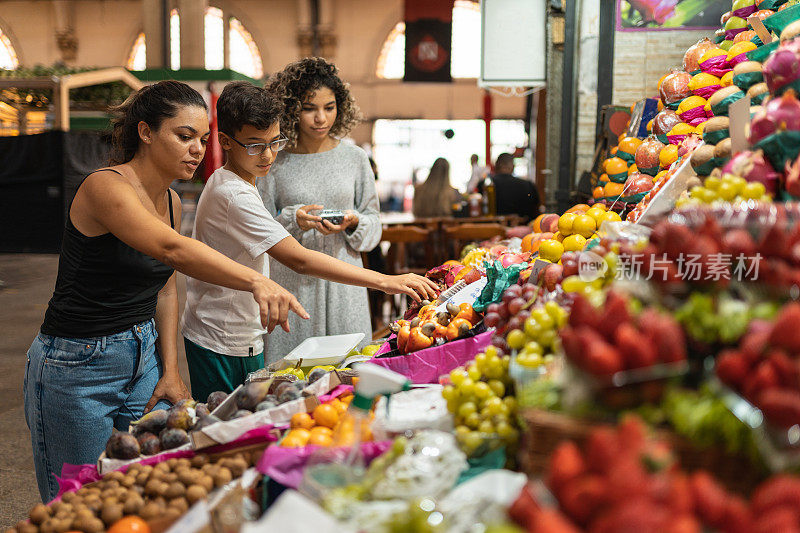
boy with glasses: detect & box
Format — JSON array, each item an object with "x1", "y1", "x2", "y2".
[{"x1": 181, "y1": 82, "x2": 436, "y2": 401}]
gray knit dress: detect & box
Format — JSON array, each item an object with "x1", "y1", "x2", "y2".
[{"x1": 257, "y1": 142, "x2": 381, "y2": 363}]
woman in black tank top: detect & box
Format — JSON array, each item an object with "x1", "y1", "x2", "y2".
[{"x1": 24, "y1": 81, "x2": 309, "y2": 502}]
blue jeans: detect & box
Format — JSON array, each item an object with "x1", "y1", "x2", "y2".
[{"x1": 24, "y1": 319, "x2": 171, "y2": 502}]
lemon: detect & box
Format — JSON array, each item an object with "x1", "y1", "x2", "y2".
[
  {"x1": 562, "y1": 234, "x2": 587, "y2": 252},
  {"x1": 538, "y1": 239, "x2": 564, "y2": 262},
  {"x1": 584, "y1": 208, "x2": 605, "y2": 223},
  {"x1": 604, "y1": 211, "x2": 622, "y2": 223},
  {"x1": 557, "y1": 213, "x2": 577, "y2": 236},
  {"x1": 572, "y1": 215, "x2": 597, "y2": 238}
]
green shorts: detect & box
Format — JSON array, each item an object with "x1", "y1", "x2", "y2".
[{"x1": 184, "y1": 337, "x2": 264, "y2": 403}]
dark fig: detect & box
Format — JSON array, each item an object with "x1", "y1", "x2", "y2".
[
  {"x1": 106, "y1": 432, "x2": 141, "y2": 460},
  {"x1": 206, "y1": 391, "x2": 228, "y2": 412},
  {"x1": 136, "y1": 431, "x2": 158, "y2": 446},
  {"x1": 232, "y1": 410, "x2": 252, "y2": 419},
  {"x1": 195, "y1": 403, "x2": 210, "y2": 418},
  {"x1": 307, "y1": 368, "x2": 328, "y2": 384},
  {"x1": 193, "y1": 414, "x2": 222, "y2": 431},
  {"x1": 273, "y1": 382, "x2": 295, "y2": 399},
  {"x1": 255, "y1": 400, "x2": 278, "y2": 412},
  {"x1": 167, "y1": 407, "x2": 193, "y2": 431},
  {"x1": 139, "y1": 434, "x2": 162, "y2": 456},
  {"x1": 291, "y1": 380, "x2": 308, "y2": 391},
  {"x1": 236, "y1": 382, "x2": 270, "y2": 411},
  {"x1": 133, "y1": 409, "x2": 169, "y2": 435},
  {"x1": 278, "y1": 388, "x2": 301, "y2": 404},
  {"x1": 159, "y1": 428, "x2": 190, "y2": 450}
]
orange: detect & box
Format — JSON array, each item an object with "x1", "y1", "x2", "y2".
[
  {"x1": 618, "y1": 132, "x2": 626, "y2": 143},
  {"x1": 330, "y1": 398, "x2": 347, "y2": 414},
  {"x1": 340, "y1": 394, "x2": 353, "y2": 404},
  {"x1": 610, "y1": 146, "x2": 618, "y2": 156},
  {"x1": 604, "y1": 157, "x2": 628, "y2": 176},
  {"x1": 108, "y1": 517, "x2": 151, "y2": 533},
  {"x1": 618, "y1": 137, "x2": 642, "y2": 155},
  {"x1": 572, "y1": 215, "x2": 597, "y2": 238},
  {"x1": 592, "y1": 186, "x2": 604, "y2": 199},
  {"x1": 566, "y1": 203, "x2": 590, "y2": 214},
  {"x1": 281, "y1": 435, "x2": 306, "y2": 448},
  {"x1": 592, "y1": 203, "x2": 607, "y2": 211},
  {"x1": 290, "y1": 412, "x2": 315, "y2": 430},
  {"x1": 521, "y1": 233, "x2": 535, "y2": 253},
  {"x1": 538, "y1": 239, "x2": 564, "y2": 262},
  {"x1": 599, "y1": 173, "x2": 609, "y2": 184},
  {"x1": 628, "y1": 164, "x2": 639, "y2": 176},
  {"x1": 313, "y1": 404, "x2": 340, "y2": 429},
  {"x1": 659, "y1": 145, "x2": 679, "y2": 168},
  {"x1": 531, "y1": 214, "x2": 545, "y2": 232},
  {"x1": 553, "y1": 231, "x2": 565, "y2": 242},
  {"x1": 308, "y1": 432, "x2": 333, "y2": 447},
  {"x1": 557, "y1": 213, "x2": 577, "y2": 236},
  {"x1": 604, "y1": 182, "x2": 625, "y2": 197},
  {"x1": 287, "y1": 428, "x2": 310, "y2": 444},
  {"x1": 647, "y1": 119, "x2": 654, "y2": 132},
  {"x1": 562, "y1": 234, "x2": 587, "y2": 252}
]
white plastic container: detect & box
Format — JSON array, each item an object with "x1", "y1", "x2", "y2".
[{"x1": 283, "y1": 333, "x2": 365, "y2": 367}]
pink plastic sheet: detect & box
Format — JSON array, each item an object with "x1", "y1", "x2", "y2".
[
  {"x1": 55, "y1": 425, "x2": 278, "y2": 499},
  {"x1": 257, "y1": 441, "x2": 393, "y2": 489},
  {"x1": 318, "y1": 384, "x2": 354, "y2": 403},
  {"x1": 366, "y1": 331, "x2": 492, "y2": 384}
]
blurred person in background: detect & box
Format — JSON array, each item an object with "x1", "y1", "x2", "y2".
[
  {"x1": 487, "y1": 153, "x2": 540, "y2": 220},
  {"x1": 465, "y1": 153, "x2": 488, "y2": 193},
  {"x1": 412, "y1": 158, "x2": 461, "y2": 218}
]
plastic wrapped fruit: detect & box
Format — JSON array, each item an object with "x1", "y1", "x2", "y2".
[
  {"x1": 699, "y1": 48, "x2": 731, "y2": 77},
  {"x1": 651, "y1": 109, "x2": 682, "y2": 136},
  {"x1": 684, "y1": 38, "x2": 717, "y2": 72},
  {"x1": 687, "y1": 72, "x2": 722, "y2": 99},
  {"x1": 634, "y1": 136, "x2": 666, "y2": 176},
  {"x1": 677, "y1": 95, "x2": 710, "y2": 126},
  {"x1": 659, "y1": 71, "x2": 693, "y2": 105}
]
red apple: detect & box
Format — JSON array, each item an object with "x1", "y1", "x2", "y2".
[
  {"x1": 544, "y1": 264, "x2": 564, "y2": 292},
  {"x1": 540, "y1": 214, "x2": 560, "y2": 234}
]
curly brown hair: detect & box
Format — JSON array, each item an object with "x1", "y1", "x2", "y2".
[{"x1": 267, "y1": 57, "x2": 362, "y2": 147}]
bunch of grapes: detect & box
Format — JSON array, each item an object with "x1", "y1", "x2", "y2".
[
  {"x1": 506, "y1": 301, "x2": 568, "y2": 369},
  {"x1": 441, "y1": 346, "x2": 519, "y2": 455}
]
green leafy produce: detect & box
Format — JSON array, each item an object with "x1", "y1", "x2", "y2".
[{"x1": 674, "y1": 293, "x2": 778, "y2": 345}]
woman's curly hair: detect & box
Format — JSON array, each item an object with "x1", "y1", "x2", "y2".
[{"x1": 267, "y1": 57, "x2": 362, "y2": 147}]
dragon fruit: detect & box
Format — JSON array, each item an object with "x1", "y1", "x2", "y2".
[
  {"x1": 722, "y1": 150, "x2": 780, "y2": 195},
  {"x1": 749, "y1": 91, "x2": 800, "y2": 145},
  {"x1": 763, "y1": 45, "x2": 800, "y2": 94}
]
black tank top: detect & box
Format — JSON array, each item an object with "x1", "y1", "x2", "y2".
[{"x1": 41, "y1": 169, "x2": 176, "y2": 338}]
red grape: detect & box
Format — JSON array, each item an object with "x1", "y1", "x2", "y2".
[
  {"x1": 484, "y1": 312, "x2": 501, "y2": 328},
  {"x1": 508, "y1": 297, "x2": 526, "y2": 316},
  {"x1": 507, "y1": 315, "x2": 524, "y2": 331},
  {"x1": 517, "y1": 309, "x2": 531, "y2": 322},
  {"x1": 523, "y1": 286, "x2": 538, "y2": 301},
  {"x1": 497, "y1": 303, "x2": 510, "y2": 319},
  {"x1": 486, "y1": 303, "x2": 501, "y2": 315},
  {"x1": 502, "y1": 285, "x2": 522, "y2": 303}
]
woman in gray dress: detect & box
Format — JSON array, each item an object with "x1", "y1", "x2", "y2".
[{"x1": 259, "y1": 57, "x2": 381, "y2": 362}]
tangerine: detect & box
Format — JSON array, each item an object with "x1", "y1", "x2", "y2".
[
  {"x1": 531, "y1": 214, "x2": 545, "y2": 232},
  {"x1": 538, "y1": 240, "x2": 564, "y2": 263},
  {"x1": 313, "y1": 404, "x2": 340, "y2": 429},
  {"x1": 572, "y1": 215, "x2": 597, "y2": 238},
  {"x1": 108, "y1": 517, "x2": 151, "y2": 533},
  {"x1": 604, "y1": 157, "x2": 628, "y2": 176},
  {"x1": 628, "y1": 164, "x2": 639, "y2": 176},
  {"x1": 290, "y1": 412, "x2": 315, "y2": 430},
  {"x1": 592, "y1": 186, "x2": 604, "y2": 199},
  {"x1": 308, "y1": 432, "x2": 333, "y2": 447},
  {"x1": 618, "y1": 137, "x2": 642, "y2": 155},
  {"x1": 565, "y1": 203, "x2": 590, "y2": 214},
  {"x1": 330, "y1": 399, "x2": 347, "y2": 414},
  {"x1": 557, "y1": 213, "x2": 576, "y2": 236},
  {"x1": 553, "y1": 231, "x2": 565, "y2": 242},
  {"x1": 610, "y1": 146, "x2": 619, "y2": 156},
  {"x1": 659, "y1": 145, "x2": 679, "y2": 168},
  {"x1": 287, "y1": 428, "x2": 310, "y2": 445},
  {"x1": 603, "y1": 181, "x2": 625, "y2": 197},
  {"x1": 562, "y1": 234, "x2": 587, "y2": 252},
  {"x1": 521, "y1": 233, "x2": 535, "y2": 253},
  {"x1": 599, "y1": 173, "x2": 609, "y2": 184}
]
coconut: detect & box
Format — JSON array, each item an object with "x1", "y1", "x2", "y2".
[
  {"x1": 781, "y1": 20, "x2": 800, "y2": 44},
  {"x1": 708, "y1": 86, "x2": 744, "y2": 107},
  {"x1": 733, "y1": 61, "x2": 762, "y2": 77},
  {"x1": 704, "y1": 116, "x2": 730, "y2": 133},
  {"x1": 747, "y1": 82, "x2": 769, "y2": 100},
  {"x1": 691, "y1": 144, "x2": 716, "y2": 168},
  {"x1": 714, "y1": 138, "x2": 732, "y2": 159}
]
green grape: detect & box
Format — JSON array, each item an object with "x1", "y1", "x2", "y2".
[
  {"x1": 488, "y1": 379, "x2": 505, "y2": 397},
  {"x1": 474, "y1": 381, "x2": 492, "y2": 400},
  {"x1": 466, "y1": 363, "x2": 482, "y2": 382},
  {"x1": 458, "y1": 401, "x2": 477, "y2": 418}
]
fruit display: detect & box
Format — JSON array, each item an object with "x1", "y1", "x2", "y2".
[
  {"x1": 104, "y1": 400, "x2": 201, "y2": 460},
  {"x1": 392, "y1": 302, "x2": 482, "y2": 354},
  {"x1": 281, "y1": 395, "x2": 360, "y2": 447},
  {"x1": 9, "y1": 452, "x2": 259, "y2": 533}
]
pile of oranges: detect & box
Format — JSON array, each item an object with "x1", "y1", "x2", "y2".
[{"x1": 281, "y1": 394, "x2": 371, "y2": 448}]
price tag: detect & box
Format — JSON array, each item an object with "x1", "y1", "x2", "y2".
[
  {"x1": 748, "y1": 15, "x2": 773, "y2": 44},
  {"x1": 729, "y1": 95, "x2": 752, "y2": 154}
]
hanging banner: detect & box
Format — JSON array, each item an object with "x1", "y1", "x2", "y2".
[
  {"x1": 617, "y1": 0, "x2": 728, "y2": 31},
  {"x1": 404, "y1": 0, "x2": 454, "y2": 82}
]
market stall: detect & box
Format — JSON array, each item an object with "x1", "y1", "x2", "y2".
[{"x1": 11, "y1": 1, "x2": 800, "y2": 532}]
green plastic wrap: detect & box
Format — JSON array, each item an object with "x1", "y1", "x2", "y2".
[
  {"x1": 755, "y1": 130, "x2": 800, "y2": 172},
  {"x1": 617, "y1": 151, "x2": 635, "y2": 165},
  {"x1": 764, "y1": 4, "x2": 800, "y2": 34},
  {"x1": 639, "y1": 165, "x2": 660, "y2": 177},
  {"x1": 693, "y1": 159, "x2": 718, "y2": 176},
  {"x1": 747, "y1": 41, "x2": 780, "y2": 63},
  {"x1": 472, "y1": 260, "x2": 528, "y2": 312},
  {"x1": 758, "y1": 0, "x2": 788, "y2": 10},
  {"x1": 608, "y1": 171, "x2": 629, "y2": 183},
  {"x1": 703, "y1": 128, "x2": 730, "y2": 145},
  {"x1": 710, "y1": 90, "x2": 745, "y2": 117},
  {"x1": 733, "y1": 71, "x2": 763, "y2": 91}
]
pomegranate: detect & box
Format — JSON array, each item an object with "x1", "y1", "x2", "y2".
[
  {"x1": 634, "y1": 137, "x2": 666, "y2": 173},
  {"x1": 659, "y1": 71, "x2": 692, "y2": 105},
  {"x1": 652, "y1": 109, "x2": 683, "y2": 135},
  {"x1": 684, "y1": 38, "x2": 717, "y2": 72}
]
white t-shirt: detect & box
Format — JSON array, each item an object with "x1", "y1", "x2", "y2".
[{"x1": 181, "y1": 167, "x2": 291, "y2": 357}]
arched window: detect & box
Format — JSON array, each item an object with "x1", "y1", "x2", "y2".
[
  {"x1": 0, "y1": 28, "x2": 19, "y2": 70},
  {"x1": 376, "y1": 0, "x2": 480, "y2": 80},
  {"x1": 126, "y1": 7, "x2": 262, "y2": 78}
]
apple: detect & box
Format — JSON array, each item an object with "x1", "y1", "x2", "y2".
[
  {"x1": 543, "y1": 264, "x2": 564, "y2": 292},
  {"x1": 732, "y1": 0, "x2": 755, "y2": 10},
  {"x1": 539, "y1": 214, "x2": 559, "y2": 234},
  {"x1": 720, "y1": 40, "x2": 734, "y2": 52}
]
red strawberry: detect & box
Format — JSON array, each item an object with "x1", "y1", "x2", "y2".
[
  {"x1": 615, "y1": 322, "x2": 657, "y2": 369},
  {"x1": 743, "y1": 360, "x2": 780, "y2": 402},
  {"x1": 604, "y1": 456, "x2": 651, "y2": 504},
  {"x1": 616, "y1": 415, "x2": 647, "y2": 455},
  {"x1": 767, "y1": 349, "x2": 799, "y2": 388},
  {"x1": 638, "y1": 310, "x2": 687, "y2": 363},
  {"x1": 715, "y1": 350, "x2": 750, "y2": 389},
  {"x1": 751, "y1": 475, "x2": 800, "y2": 515},
  {"x1": 759, "y1": 224, "x2": 791, "y2": 260},
  {"x1": 574, "y1": 326, "x2": 607, "y2": 369},
  {"x1": 559, "y1": 327, "x2": 582, "y2": 363},
  {"x1": 752, "y1": 507, "x2": 800, "y2": 533},
  {"x1": 588, "y1": 498, "x2": 668, "y2": 533},
  {"x1": 530, "y1": 509, "x2": 581, "y2": 533},
  {"x1": 689, "y1": 471, "x2": 728, "y2": 528},
  {"x1": 558, "y1": 474, "x2": 605, "y2": 525},
  {"x1": 721, "y1": 495, "x2": 754, "y2": 533},
  {"x1": 757, "y1": 389, "x2": 800, "y2": 428},
  {"x1": 585, "y1": 427, "x2": 620, "y2": 474},
  {"x1": 722, "y1": 229, "x2": 757, "y2": 258},
  {"x1": 585, "y1": 340, "x2": 625, "y2": 376},
  {"x1": 508, "y1": 483, "x2": 540, "y2": 529},
  {"x1": 598, "y1": 291, "x2": 631, "y2": 341},
  {"x1": 665, "y1": 515, "x2": 701, "y2": 533},
  {"x1": 769, "y1": 303, "x2": 800, "y2": 354},
  {"x1": 546, "y1": 441, "x2": 586, "y2": 494},
  {"x1": 568, "y1": 293, "x2": 599, "y2": 330},
  {"x1": 659, "y1": 471, "x2": 694, "y2": 514},
  {"x1": 740, "y1": 327, "x2": 770, "y2": 362}
]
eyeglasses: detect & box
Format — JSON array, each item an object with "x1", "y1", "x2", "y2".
[{"x1": 230, "y1": 135, "x2": 289, "y2": 156}]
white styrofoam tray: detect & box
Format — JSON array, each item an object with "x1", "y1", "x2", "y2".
[{"x1": 283, "y1": 333, "x2": 365, "y2": 366}]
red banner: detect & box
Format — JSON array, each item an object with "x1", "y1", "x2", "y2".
[{"x1": 404, "y1": 0, "x2": 454, "y2": 83}]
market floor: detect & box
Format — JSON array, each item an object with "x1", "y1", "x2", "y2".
[{"x1": 0, "y1": 254, "x2": 191, "y2": 528}]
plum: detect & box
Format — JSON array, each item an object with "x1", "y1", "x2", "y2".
[
  {"x1": 193, "y1": 414, "x2": 222, "y2": 431},
  {"x1": 255, "y1": 400, "x2": 278, "y2": 412},
  {"x1": 106, "y1": 432, "x2": 140, "y2": 459}
]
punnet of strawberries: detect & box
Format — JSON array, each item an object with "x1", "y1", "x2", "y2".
[
  {"x1": 716, "y1": 302, "x2": 800, "y2": 429},
  {"x1": 508, "y1": 415, "x2": 800, "y2": 533}
]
